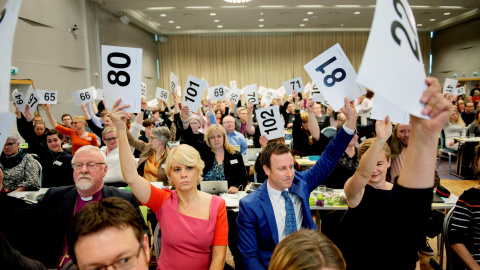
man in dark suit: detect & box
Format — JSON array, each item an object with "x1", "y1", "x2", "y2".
[
  {"x1": 0, "y1": 145, "x2": 148, "y2": 269},
  {"x1": 237, "y1": 98, "x2": 357, "y2": 269}
]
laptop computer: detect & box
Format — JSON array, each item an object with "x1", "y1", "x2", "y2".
[
  {"x1": 200, "y1": 181, "x2": 229, "y2": 194},
  {"x1": 247, "y1": 148, "x2": 261, "y2": 162}
]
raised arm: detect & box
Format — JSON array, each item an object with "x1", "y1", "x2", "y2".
[
  {"x1": 246, "y1": 102, "x2": 256, "y2": 135},
  {"x1": 80, "y1": 103, "x2": 92, "y2": 120},
  {"x1": 344, "y1": 117, "x2": 392, "y2": 208},
  {"x1": 306, "y1": 99, "x2": 320, "y2": 141},
  {"x1": 86, "y1": 102, "x2": 103, "y2": 128},
  {"x1": 397, "y1": 77, "x2": 451, "y2": 188},
  {"x1": 181, "y1": 105, "x2": 191, "y2": 130},
  {"x1": 42, "y1": 104, "x2": 58, "y2": 128},
  {"x1": 110, "y1": 99, "x2": 151, "y2": 204}
]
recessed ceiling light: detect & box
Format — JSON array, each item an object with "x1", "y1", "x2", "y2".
[
  {"x1": 220, "y1": 6, "x2": 246, "y2": 8},
  {"x1": 160, "y1": 14, "x2": 167, "y2": 17},
  {"x1": 259, "y1": 18, "x2": 264, "y2": 22},
  {"x1": 335, "y1": 5, "x2": 361, "y2": 8},
  {"x1": 303, "y1": 18, "x2": 309, "y2": 21},
  {"x1": 176, "y1": 26, "x2": 181, "y2": 29},
  {"x1": 341, "y1": 24, "x2": 344, "y2": 26},
  {"x1": 260, "y1": 12, "x2": 263, "y2": 15},
  {"x1": 298, "y1": 5, "x2": 323, "y2": 8},
  {"x1": 169, "y1": 21, "x2": 174, "y2": 23},
  {"x1": 354, "y1": 11, "x2": 360, "y2": 15},
  {"x1": 439, "y1": 6, "x2": 463, "y2": 9},
  {"x1": 307, "y1": 12, "x2": 313, "y2": 15},
  {"x1": 210, "y1": 13, "x2": 216, "y2": 16},
  {"x1": 444, "y1": 12, "x2": 451, "y2": 15},
  {"x1": 417, "y1": 24, "x2": 422, "y2": 26},
  {"x1": 300, "y1": 24, "x2": 305, "y2": 27},
  {"x1": 430, "y1": 18, "x2": 436, "y2": 21},
  {"x1": 214, "y1": 19, "x2": 220, "y2": 22},
  {"x1": 185, "y1": 6, "x2": 212, "y2": 9},
  {"x1": 259, "y1": 25, "x2": 264, "y2": 27},
  {"x1": 147, "y1": 7, "x2": 174, "y2": 10},
  {"x1": 259, "y1": 5, "x2": 286, "y2": 8},
  {"x1": 218, "y1": 25, "x2": 223, "y2": 28}
]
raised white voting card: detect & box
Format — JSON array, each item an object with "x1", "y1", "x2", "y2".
[
  {"x1": 102, "y1": 45, "x2": 142, "y2": 113},
  {"x1": 356, "y1": 0, "x2": 427, "y2": 118},
  {"x1": 370, "y1": 94, "x2": 410, "y2": 125},
  {"x1": 182, "y1": 75, "x2": 204, "y2": 113},
  {"x1": 255, "y1": 105, "x2": 285, "y2": 140},
  {"x1": 170, "y1": 72, "x2": 178, "y2": 93},
  {"x1": 0, "y1": 0, "x2": 22, "y2": 113},
  {"x1": 72, "y1": 87, "x2": 95, "y2": 106},
  {"x1": 283, "y1": 77, "x2": 305, "y2": 95},
  {"x1": 304, "y1": 43, "x2": 366, "y2": 111},
  {"x1": 25, "y1": 86, "x2": 40, "y2": 114},
  {"x1": 244, "y1": 84, "x2": 258, "y2": 105},
  {"x1": 12, "y1": 89, "x2": 26, "y2": 113},
  {"x1": 443, "y1": 78, "x2": 458, "y2": 95},
  {"x1": 155, "y1": 87, "x2": 169, "y2": 102},
  {"x1": 208, "y1": 85, "x2": 226, "y2": 101},
  {"x1": 36, "y1": 90, "x2": 58, "y2": 104}
]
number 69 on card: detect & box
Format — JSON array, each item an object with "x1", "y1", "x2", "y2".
[{"x1": 255, "y1": 105, "x2": 285, "y2": 140}]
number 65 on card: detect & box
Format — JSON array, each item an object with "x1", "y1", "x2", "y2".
[{"x1": 255, "y1": 105, "x2": 285, "y2": 140}]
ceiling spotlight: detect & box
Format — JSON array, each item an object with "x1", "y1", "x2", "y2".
[
  {"x1": 300, "y1": 24, "x2": 305, "y2": 27},
  {"x1": 341, "y1": 24, "x2": 344, "y2": 26},
  {"x1": 354, "y1": 11, "x2": 360, "y2": 14},
  {"x1": 214, "y1": 19, "x2": 220, "y2": 22},
  {"x1": 444, "y1": 12, "x2": 450, "y2": 15},
  {"x1": 307, "y1": 12, "x2": 313, "y2": 15},
  {"x1": 224, "y1": 0, "x2": 251, "y2": 3},
  {"x1": 303, "y1": 18, "x2": 309, "y2": 21},
  {"x1": 169, "y1": 20, "x2": 174, "y2": 23},
  {"x1": 259, "y1": 24, "x2": 264, "y2": 27},
  {"x1": 430, "y1": 18, "x2": 436, "y2": 21},
  {"x1": 218, "y1": 25, "x2": 223, "y2": 28},
  {"x1": 176, "y1": 26, "x2": 181, "y2": 28},
  {"x1": 160, "y1": 14, "x2": 167, "y2": 17},
  {"x1": 417, "y1": 24, "x2": 422, "y2": 26},
  {"x1": 210, "y1": 13, "x2": 216, "y2": 16},
  {"x1": 259, "y1": 18, "x2": 264, "y2": 21},
  {"x1": 260, "y1": 12, "x2": 263, "y2": 15}
]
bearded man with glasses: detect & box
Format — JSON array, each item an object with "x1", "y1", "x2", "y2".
[{"x1": 0, "y1": 145, "x2": 148, "y2": 269}]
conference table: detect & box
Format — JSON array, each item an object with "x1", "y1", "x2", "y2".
[{"x1": 453, "y1": 137, "x2": 480, "y2": 179}]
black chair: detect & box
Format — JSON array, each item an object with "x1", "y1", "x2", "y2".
[
  {"x1": 437, "y1": 130, "x2": 458, "y2": 174},
  {"x1": 321, "y1": 126, "x2": 336, "y2": 139}
]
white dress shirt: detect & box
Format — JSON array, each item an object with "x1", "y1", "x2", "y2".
[{"x1": 266, "y1": 181, "x2": 303, "y2": 242}]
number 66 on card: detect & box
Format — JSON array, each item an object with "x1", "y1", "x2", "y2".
[
  {"x1": 101, "y1": 45, "x2": 142, "y2": 113},
  {"x1": 255, "y1": 105, "x2": 285, "y2": 140}
]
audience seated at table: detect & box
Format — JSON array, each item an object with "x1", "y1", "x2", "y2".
[
  {"x1": 467, "y1": 110, "x2": 480, "y2": 137},
  {"x1": 112, "y1": 100, "x2": 228, "y2": 269},
  {"x1": 100, "y1": 127, "x2": 129, "y2": 186},
  {"x1": 268, "y1": 229, "x2": 346, "y2": 270},
  {"x1": 0, "y1": 132, "x2": 40, "y2": 192},
  {"x1": 444, "y1": 108, "x2": 465, "y2": 150},
  {"x1": 336, "y1": 77, "x2": 450, "y2": 270},
  {"x1": 43, "y1": 104, "x2": 98, "y2": 155},
  {"x1": 127, "y1": 125, "x2": 171, "y2": 186}
]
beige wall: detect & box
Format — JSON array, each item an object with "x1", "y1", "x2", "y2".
[{"x1": 431, "y1": 18, "x2": 480, "y2": 89}]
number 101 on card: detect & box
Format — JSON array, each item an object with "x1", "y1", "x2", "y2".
[{"x1": 255, "y1": 105, "x2": 285, "y2": 140}]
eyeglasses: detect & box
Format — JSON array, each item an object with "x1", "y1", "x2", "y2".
[
  {"x1": 104, "y1": 137, "x2": 117, "y2": 142},
  {"x1": 71, "y1": 162, "x2": 105, "y2": 170},
  {"x1": 4, "y1": 142, "x2": 15, "y2": 148},
  {"x1": 86, "y1": 243, "x2": 143, "y2": 270}
]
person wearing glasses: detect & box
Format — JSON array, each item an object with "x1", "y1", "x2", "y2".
[
  {"x1": 67, "y1": 197, "x2": 149, "y2": 270},
  {"x1": 126, "y1": 125, "x2": 171, "y2": 186},
  {"x1": 0, "y1": 132, "x2": 40, "y2": 192},
  {"x1": 0, "y1": 145, "x2": 148, "y2": 269},
  {"x1": 101, "y1": 127, "x2": 135, "y2": 187},
  {"x1": 111, "y1": 98, "x2": 229, "y2": 270},
  {"x1": 43, "y1": 104, "x2": 98, "y2": 155}
]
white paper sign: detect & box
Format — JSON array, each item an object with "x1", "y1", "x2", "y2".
[
  {"x1": 94, "y1": 89, "x2": 105, "y2": 100},
  {"x1": 102, "y1": 45, "x2": 142, "y2": 113},
  {"x1": 72, "y1": 87, "x2": 95, "y2": 106},
  {"x1": 155, "y1": 87, "x2": 169, "y2": 102},
  {"x1": 311, "y1": 86, "x2": 330, "y2": 107},
  {"x1": 261, "y1": 89, "x2": 276, "y2": 106},
  {"x1": 0, "y1": 112, "x2": 16, "y2": 149},
  {"x1": 244, "y1": 84, "x2": 258, "y2": 105},
  {"x1": 356, "y1": 0, "x2": 427, "y2": 118},
  {"x1": 0, "y1": 0, "x2": 22, "y2": 113},
  {"x1": 208, "y1": 85, "x2": 226, "y2": 101},
  {"x1": 147, "y1": 98, "x2": 158, "y2": 108},
  {"x1": 170, "y1": 72, "x2": 178, "y2": 93},
  {"x1": 230, "y1": 80, "x2": 237, "y2": 89},
  {"x1": 370, "y1": 94, "x2": 410, "y2": 125},
  {"x1": 304, "y1": 43, "x2": 366, "y2": 111},
  {"x1": 443, "y1": 78, "x2": 458, "y2": 95},
  {"x1": 304, "y1": 82, "x2": 312, "y2": 93},
  {"x1": 455, "y1": 87, "x2": 465, "y2": 96},
  {"x1": 255, "y1": 105, "x2": 285, "y2": 140},
  {"x1": 25, "y1": 86, "x2": 40, "y2": 114},
  {"x1": 176, "y1": 85, "x2": 181, "y2": 97},
  {"x1": 36, "y1": 90, "x2": 58, "y2": 104},
  {"x1": 224, "y1": 86, "x2": 230, "y2": 96},
  {"x1": 182, "y1": 75, "x2": 204, "y2": 113},
  {"x1": 12, "y1": 89, "x2": 26, "y2": 113},
  {"x1": 141, "y1": 82, "x2": 147, "y2": 97},
  {"x1": 227, "y1": 88, "x2": 242, "y2": 105},
  {"x1": 258, "y1": 86, "x2": 268, "y2": 95},
  {"x1": 283, "y1": 77, "x2": 305, "y2": 95},
  {"x1": 202, "y1": 78, "x2": 210, "y2": 90},
  {"x1": 277, "y1": 86, "x2": 286, "y2": 97}
]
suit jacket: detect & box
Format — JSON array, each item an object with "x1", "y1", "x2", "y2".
[
  {"x1": 237, "y1": 128, "x2": 352, "y2": 269},
  {"x1": 0, "y1": 185, "x2": 148, "y2": 268}
]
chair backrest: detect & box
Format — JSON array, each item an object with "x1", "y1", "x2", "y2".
[
  {"x1": 440, "y1": 129, "x2": 447, "y2": 149},
  {"x1": 444, "y1": 207, "x2": 455, "y2": 270},
  {"x1": 32, "y1": 158, "x2": 43, "y2": 188},
  {"x1": 154, "y1": 223, "x2": 161, "y2": 260},
  {"x1": 321, "y1": 126, "x2": 337, "y2": 139}
]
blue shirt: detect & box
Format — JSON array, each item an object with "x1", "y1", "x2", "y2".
[{"x1": 226, "y1": 130, "x2": 247, "y2": 155}]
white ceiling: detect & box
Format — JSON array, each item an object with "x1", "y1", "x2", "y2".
[{"x1": 96, "y1": 0, "x2": 480, "y2": 35}]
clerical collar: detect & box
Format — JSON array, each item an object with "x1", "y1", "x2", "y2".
[{"x1": 81, "y1": 196, "x2": 93, "y2": 201}]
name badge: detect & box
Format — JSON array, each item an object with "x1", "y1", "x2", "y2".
[
  {"x1": 53, "y1": 160, "x2": 62, "y2": 166},
  {"x1": 161, "y1": 164, "x2": 165, "y2": 169},
  {"x1": 230, "y1": 159, "x2": 238, "y2": 165},
  {"x1": 85, "y1": 137, "x2": 92, "y2": 141}
]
